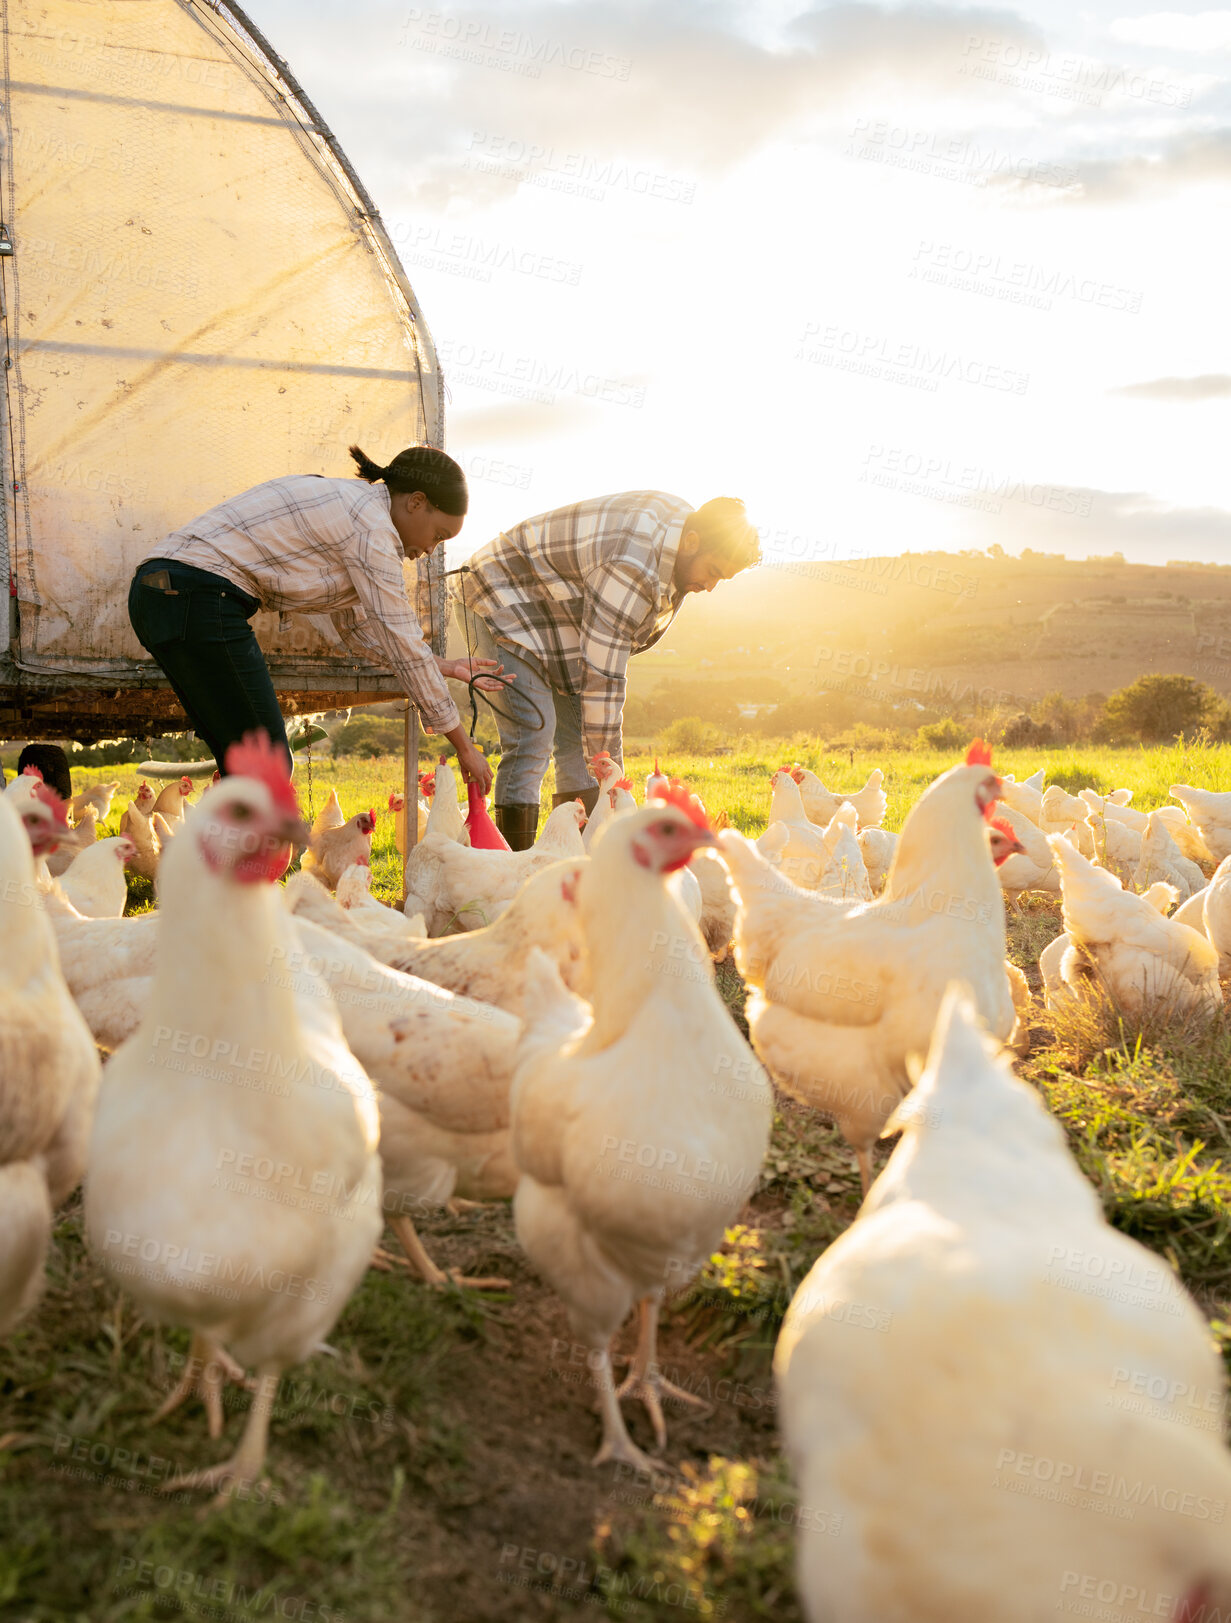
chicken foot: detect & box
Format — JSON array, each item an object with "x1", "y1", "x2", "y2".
[
  {"x1": 592, "y1": 1344, "x2": 659, "y2": 1474},
  {"x1": 615, "y1": 1297, "x2": 707, "y2": 1450},
  {"x1": 161, "y1": 1364, "x2": 280, "y2": 1503},
  {"x1": 152, "y1": 1333, "x2": 256, "y2": 1440},
  {"x1": 389, "y1": 1213, "x2": 509, "y2": 1290}
]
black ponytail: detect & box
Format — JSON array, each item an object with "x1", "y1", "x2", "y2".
[{"x1": 348, "y1": 443, "x2": 469, "y2": 516}]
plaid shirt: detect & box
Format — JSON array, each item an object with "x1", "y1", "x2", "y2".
[
  {"x1": 144, "y1": 475, "x2": 460, "y2": 734},
  {"x1": 457, "y1": 490, "x2": 691, "y2": 761}
]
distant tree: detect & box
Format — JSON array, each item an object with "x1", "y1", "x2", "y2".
[
  {"x1": 916, "y1": 716, "x2": 967, "y2": 751},
  {"x1": 1099, "y1": 674, "x2": 1222, "y2": 742},
  {"x1": 658, "y1": 715, "x2": 721, "y2": 753},
  {"x1": 1001, "y1": 713, "x2": 1053, "y2": 747}
]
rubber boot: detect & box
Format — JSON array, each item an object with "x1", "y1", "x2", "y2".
[
  {"x1": 493, "y1": 802, "x2": 541, "y2": 851},
  {"x1": 553, "y1": 785, "x2": 601, "y2": 817}
]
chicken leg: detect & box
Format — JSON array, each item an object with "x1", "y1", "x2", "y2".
[
  {"x1": 854, "y1": 1147, "x2": 874, "y2": 1199},
  {"x1": 152, "y1": 1333, "x2": 255, "y2": 1440},
  {"x1": 162, "y1": 1364, "x2": 280, "y2": 1502},
  {"x1": 592, "y1": 1343, "x2": 658, "y2": 1474},
  {"x1": 615, "y1": 1297, "x2": 708, "y2": 1449},
  {"x1": 390, "y1": 1213, "x2": 510, "y2": 1291}
]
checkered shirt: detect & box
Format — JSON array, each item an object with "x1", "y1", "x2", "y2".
[
  {"x1": 456, "y1": 490, "x2": 691, "y2": 761},
  {"x1": 144, "y1": 475, "x2": 459, "y2": 734}
]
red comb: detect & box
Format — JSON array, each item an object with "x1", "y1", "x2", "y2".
[
  {"x1": 20, "y1": 765, "x2": 43, "y2": 781},
  {"x1": 966, "y1": 739, "x2": 993, "y2": 766},
  {"x1": 990, "y1": 816, "x2": 1016, "y2": 841},
  {"x1": 223, "y1": 731, "x2": 301, "y2": 817},
  {"x1": 179, "y1": 777, "x2": 192, "y2": 792},
  {"x1": 614, "y1": 777, "x2": 633, "y2": 792},
  {"x1": 367, "y1": 807, "x2": 377, "y2": 823},
  {"x1": 388, "y1": 791, "x2": 404, "y2": 808},
  {"x1": 650, "y1": 781, "x2": 709, "y2": 831},
  {"x1": 33, "y1": 782, "x2": 70, "y2": 828}
]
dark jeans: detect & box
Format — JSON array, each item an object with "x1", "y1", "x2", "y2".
[{"x1": 128, "y1": 558, "x2": 291, "y2": 774}]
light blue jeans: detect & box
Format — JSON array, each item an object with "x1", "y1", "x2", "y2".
[{"x1": 457, "y1": 604, "x2": 597, "y2": 805}]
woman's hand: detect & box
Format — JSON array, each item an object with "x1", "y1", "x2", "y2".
[
  {"x1": 438, "y1": 655, "x2": 515, "y2": 695},
  {"x1": 446, "y1": 730, "x2": 493, "y2": 795}
]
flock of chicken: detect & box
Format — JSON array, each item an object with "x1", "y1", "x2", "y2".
[{"x1": 2, "y1": 736, "x2": 1231, "y2": 1619}]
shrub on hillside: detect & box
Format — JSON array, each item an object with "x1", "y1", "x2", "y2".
[
  {"x1": 658, "y1": 716, "x2": 722, "y2": 753},
  {"x1": 1097, "y1": 674, "x2": 1224, "y2": 743},
  {"x1": 330, "y1": 716, "x2": 407, "y2": 757},
  {"x1": 916, "y1": 716, "x2": 967, "y2": 750}
]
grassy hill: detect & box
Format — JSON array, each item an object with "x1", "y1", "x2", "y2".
[{"x1": 629, "y1": 549, "x2": 1231, "y2": 711}]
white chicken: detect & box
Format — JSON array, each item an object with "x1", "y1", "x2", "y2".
[
  {"x1": 997, "y1": 775, "x2": 1043, "y2": 825},
  {"x1": 855, "y1": 827, "x2": 897, "y2": 894},
  {"x1": 582, "y1": 752, "x2": 623, "y2": 852},
  {"x1": 301, "y1": 807, "x2": 376, "y2": 890},
  {"x1": 58, "y1": 835, "x2": 136, "y2": 919},
  {"x1": 310, "y1": 787, "x2": 345, "y2": 841},
  {"x1": 775, "y1": 988, "x2": 1231, "y2": 1623},
  {"x1": 1085, "y1": 806, "x2": 1142, "y2": 887},
  {"x1": 510, "y1": 797, "x2": 772, "y2": 1469},
  {"x1": 280, "y1": 915, "x2": 522, "y2": 1288},
  {"x1": 792, "y1": 765, "x2": 887, "y2": 830},
  {"x1": 1170, "y1": 855, "x2": 1231, "y2": 975},
  {"x1": 68, "y1": 779, "x2": 119, "y2": 825},
  {"x1": 84, "y1": 735, "x2": 381, "y2": 1493},
  {"x1": 0, "y1": 790, "x2": 102, "y2": 1332},
  {"x1": 44, "y1": 807, "x2": 97, "y2": 878},
  {"x1": 1133, "y1": 812, "x2": 1206, "y2": 903},
  {"x1": 119, "y1": 781, "x2": 156, "y2": 834},
  {"x1": 1170, "y1": 784, "x2": 1231, "y2": 864},
  {"x1": 151, "y1": 775, "x2": 194, "y2": 824},
  {"x1": 817, "y1": 805, "x2": 872, "y2": 903},
  {"x1": 423, "y1": 759, "x2": 470, "y2": 845},
  {"x1": 993, "y1": 803, "x2": 1061, "y2": 902},
  {"x1": 1047, "y1": 836, "x2": 1220, "y2": 1021},
  {"x1": 644, "y1": 757, "x2": 670, "y2": 801},
  {"x1": 119, "y1": 785, "x2": 161, "y2": 881},
  {"x1": 403, "y1": 800, "x2": 586, "y2": 936},
  {"x1": 1039, "y1": 785, "x2": 1096, "y2": 858},
  {"x1": 335, "y1": 863, "x2": 423, "y2": 943},
  {"x1": 721, "y1": 744, "x2": 1018, "y2": 1193}
]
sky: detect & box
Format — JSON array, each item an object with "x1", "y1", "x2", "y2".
[{"x1": 240, "y1": 0, "x2": 1230, "y2": 569}]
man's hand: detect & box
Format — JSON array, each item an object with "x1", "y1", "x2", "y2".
[
  {"x1": 445, "y1": 729, "x2": 493, "y2": 795},
  {"x1": 438, "y1": 655, "x2": 516, "y2": 695}
]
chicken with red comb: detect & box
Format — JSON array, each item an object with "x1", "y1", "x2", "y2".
[
  {"x1": 302, "y1": 803, "x2": 377, "y2": 891},
  {"x1": 720, "y1": 754, "x2": 1019, "y2": 1194},
  {"x1": 510, "y1": 803, "x2": 772, "y2": 1469},
  {"x1": 85, "y1": 759, "x2": 377, "y2": 1497},
  {"x1": 0, "y1": 791, "x2": 101, "y2": 1333}
]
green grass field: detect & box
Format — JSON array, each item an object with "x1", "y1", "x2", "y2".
[{"x1": 2, "y1": 743, "x2": 1229, "y2": 1621}]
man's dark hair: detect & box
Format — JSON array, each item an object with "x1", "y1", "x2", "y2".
[
  {"x1": 691, "y1": 497, "x2": 761, "y2": 571},
  {"x1": 349, "y1": 443, "x2": 469, "y2": 516},
  {"x1": 17, "y1": 743, "x2": 72, "y2": 801}
]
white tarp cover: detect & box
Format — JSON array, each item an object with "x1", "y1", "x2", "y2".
[{"x1": 1, "y1": 0, "x2": 447, "y2": 677}]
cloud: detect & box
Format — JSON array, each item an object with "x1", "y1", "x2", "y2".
[
  {"x1": 1109, "y1": 10, "x2": 1231, "y2": 52},
  {"x1": 1111, "y1": 375, "x2": 1231, "y2": 400},
  {"x1": 1033, "y1": 130, "x2": 1231, "y2": 203},
  {"x1": 244, "y1": 0, "x2": 1044, "y2": 211},
  {"x1": 970, "y1": 487, "x2": 1231, "y2": 564}
]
